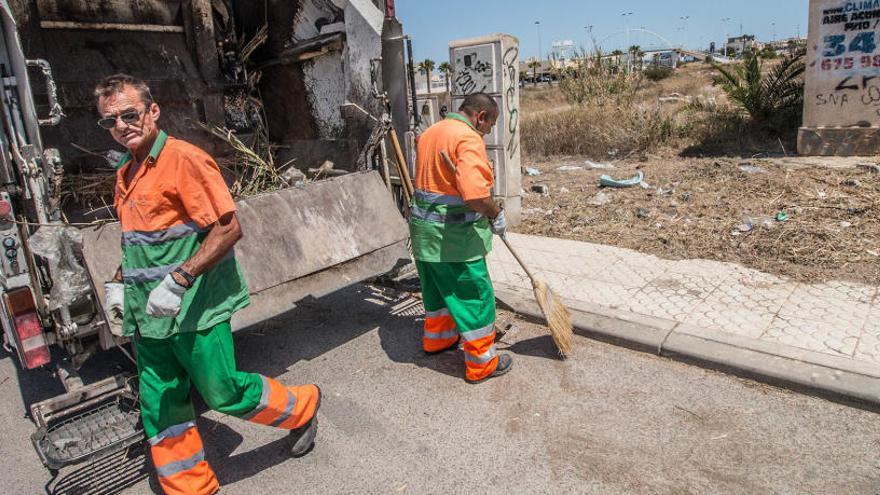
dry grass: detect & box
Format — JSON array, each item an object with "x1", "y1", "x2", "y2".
[
  {"x1": 516, "y1": 61, "x2": 878, "y2": 284},
  {"x1": 515, "y1": 155, "x2": 880, "y2": 285}
]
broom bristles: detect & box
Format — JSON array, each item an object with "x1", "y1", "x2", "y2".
[{"x1": 533, "y1": 279, "x2": 573, "y2": 358}]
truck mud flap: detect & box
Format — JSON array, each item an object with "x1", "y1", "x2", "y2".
[{"x1": 80, "y1": 170, "x2": 410, "y2": 331}]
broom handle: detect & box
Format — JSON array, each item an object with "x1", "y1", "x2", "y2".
[
  {"x1": 499, "y1": 235, "x2": 537, "y2": 285},
  {"x1": 439, "y1": 150, "x2": 538, "y2": 286},
  {"x1": 389, "y1": 128, "x2": 415, "y2": 197}
]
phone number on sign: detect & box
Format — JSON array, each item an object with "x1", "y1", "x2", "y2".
[{"x1": 820, "y1": 31, "x2": 880, "y2": 70}]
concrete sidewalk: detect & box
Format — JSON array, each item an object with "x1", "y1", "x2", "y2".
[{"x1": 488, "y1": 233, "x2": 880, "y2": 406}]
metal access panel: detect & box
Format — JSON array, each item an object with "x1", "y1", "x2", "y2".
[{"x1": 449, "y1": 34, "x2": 521, "y2": 224}]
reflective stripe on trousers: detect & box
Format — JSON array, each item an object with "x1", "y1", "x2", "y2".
[
  {"x1": 423, "y1": 307, "x2": 458, "y2": 352},
  {"x1": 241, "y1": 375, "x2": 320, "y2": 430},
  {"x1": 149, "y1": 421, "x2": 219, "y2": 495},
  {"x1": 461, "y1": 323, "x2": 498, "y2": 381}
]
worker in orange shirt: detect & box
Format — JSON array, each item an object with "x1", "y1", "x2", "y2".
[
  {"x1": 96, "y1": 74, "x2": 320, "y2": 495},
  {"x1": 409, "y1": 93, "x2": 512, "y2": 383}
]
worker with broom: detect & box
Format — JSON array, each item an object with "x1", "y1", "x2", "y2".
[
  {"x1": 96, "y1": 74, "x2": 320, "y2": 495},
  {"x1": 409, "y1": 92, "x2": 513, "y2": 383}
]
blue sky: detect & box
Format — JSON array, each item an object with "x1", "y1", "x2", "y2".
[{"x1": 396, "y1": 0, "x2": 809, "y2": 63}]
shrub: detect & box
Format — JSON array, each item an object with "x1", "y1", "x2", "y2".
[
  {"x1": 555, "y1": 49, "x2": 644, "y2": 107},
  {"x1": 643, "y1": 64, "x2": 673, "y2": 82},
  {"x1": 521, "y1": 104, "x2": 677, "y2": 158}
]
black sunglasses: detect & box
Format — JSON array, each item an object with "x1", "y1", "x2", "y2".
[{"x1": 97, "y1": 109, "x2": 144, "y2": 130}]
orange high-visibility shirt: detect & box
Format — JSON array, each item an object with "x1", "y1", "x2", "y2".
[{"x1": 414, "y1": 113, "x2": 494, "y2": 200}]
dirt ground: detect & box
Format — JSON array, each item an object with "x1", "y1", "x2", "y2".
[
  {"x1": 514, "y1": 63, "x2": 880, "y2": 285},
  {"x1": 514, "y1": 153, "x2": 880, "y2": 285}
]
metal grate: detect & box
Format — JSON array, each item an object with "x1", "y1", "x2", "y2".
[{"x1": 32, "y1": 395, "x2": 143, "y2": 470}]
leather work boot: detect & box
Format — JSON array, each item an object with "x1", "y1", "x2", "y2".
[
  {"x1": 467, "y1": 353, "x2": 513, "y2": 384},
  {"x1": 424, "y1": 336, "x2": 461, "y2": 355},
  {"x1": 289, "y1": 386, "x2": 321, "y2": 457}
]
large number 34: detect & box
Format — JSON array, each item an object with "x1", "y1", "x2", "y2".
[{"x1": 824, "y1": 32, "x2": 878, "y2": 57}]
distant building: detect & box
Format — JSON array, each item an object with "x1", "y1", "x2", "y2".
[
  {"x1": 726, "y1": 35, "x2": 763, "y2": 56},
  {"x1": 764, "y1": 37, "x2": 807, "y2": 54}
]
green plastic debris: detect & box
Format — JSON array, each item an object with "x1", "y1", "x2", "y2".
[
  {"x1": 775, "y1": 211, "x2": 789, "y2": 222},
  {"x1": 600, "y1": 170, "x2": 644, "y2": 188}
]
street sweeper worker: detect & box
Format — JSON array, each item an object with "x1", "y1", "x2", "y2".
[
  {"x1": 97, "y1": 74, "x2": 321, "y2": 495},
  {"x1": 409, "y1": 92, "x2": 512, "y2": 383}
]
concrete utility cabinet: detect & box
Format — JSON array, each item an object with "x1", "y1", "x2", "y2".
[
  {"x1": 799, "y1": 0, "x2": 880, "y2": 155},
  {"x1": 449, "y1": 34, "x2": 521, "y2": 224}
]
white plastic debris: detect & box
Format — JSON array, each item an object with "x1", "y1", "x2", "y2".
[
  {"x1": 588, "y1": 191, "x2": 611, "y2": 206},
  {"x1": 557, "y1": 165, "x2": 582, "y2": 171},
  {"x1": 584, "y1": 160, "x2": 615, "y2": 170},
  {"x1": 28, "y1": 226, "x2": 91, "y2": 310},
  {"x1": 525, "y1": 167, "x2": 541, "y2": 176},
  {"x1": 738, "y1": 163, "x2": 767, "y2": 174}
]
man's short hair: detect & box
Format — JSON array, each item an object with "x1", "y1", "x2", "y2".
[
  {"x1": 459, "y1": 93, "x2": 498, "y2": 117},
  {"x1": 94, "y1": 74, "x2": 153, "y2": 110}
]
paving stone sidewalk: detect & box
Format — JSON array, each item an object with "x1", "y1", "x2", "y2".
[{"x1": 488, "y1": 233, "x2": 880, "y2": 367}]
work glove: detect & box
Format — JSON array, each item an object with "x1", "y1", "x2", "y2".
[
  {"x1": 491, "y1": 209, "x2": 507, "y2": 237},
  {"x1": 104, "y1": 281, "x2": 124, "y2": 325},
  {"x1": 146, "y1": 273, "x2": 187, "y2": 318}
]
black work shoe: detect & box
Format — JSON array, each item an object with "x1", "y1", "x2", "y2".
[
  {"x1": 424, "y1": 336, "x2": 461, "y2": 355},
  {"x1": 466, "y1": 354, "x2": 513, "y2": 384},
  {"x1": 289, "y1": 385, "x2": 321, "y2": 457}
]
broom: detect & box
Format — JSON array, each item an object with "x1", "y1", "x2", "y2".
[{"x1": 439, "y1": 150, "x2": 573, "y2": 358}]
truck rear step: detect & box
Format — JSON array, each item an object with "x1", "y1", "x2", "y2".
[{"x1": 30, "y1": 375, "x2": 143, "y2": 471}]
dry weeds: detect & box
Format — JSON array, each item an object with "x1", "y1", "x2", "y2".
[{"x1": 517, "y1": 62, "x2": 878, "y2": 284}]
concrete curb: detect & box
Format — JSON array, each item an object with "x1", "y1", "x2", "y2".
[{"x1": 494, "y1": 285, "x2": 880, "y2": 409}]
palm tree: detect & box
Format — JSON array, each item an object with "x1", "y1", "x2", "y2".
[
  {"x1": 629, "y1": 45, "x2": 644, "y2": 69},
  {"x1": 418, "y1": 59, "x2": 435, "y2": 93},
  {"x1": 527, "y1": 59, "x2": 540, "y2": 86},
  {"x1": 610, "y1": 49, "x2": 624, "y2": 68},
  {"x1": 438, "y1": 62, "x2": 451, "y2": 93},
  {"x1": 713, "y1": 49, "x2": 805, "y2": 133}
]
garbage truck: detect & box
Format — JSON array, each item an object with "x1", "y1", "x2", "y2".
[{"x1": 0, "y1": 0, "x2": 422, "y2": 471}]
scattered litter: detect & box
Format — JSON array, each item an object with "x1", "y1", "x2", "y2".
[
  {"x1": 735, "y1": 215, "x2": 775, "y2": 234},
  {"x1": 636, "y1": 208, "x2": 650, "y2": 218},
  {"x1": 639, "y1": 181, "x2": 651, "y2": 190},
  {"x1": 840, "y1": 221, "x2": 852, "y2": 229},
  {"x1": 525, "y1": 167, "x2": 541, "y2": 176},
  {"x1": 530, "y1": 184, "x2": 550, "y2": 196},
  {"x1": 843, "y1": 178, "x2": 862, "y2": 187},
  {"x1": 559, "y1": 187, "x2": 570, "y2": 194},
  {"x1": 584, "y1": 160, "x2": 615, "y2": 170},
  {"x1": 522, "y1": 207, "x2": 546, "y2": 216},
  {"x1": 556, "y1": 165, "x2": 582, "y2": 171},
  {"x1": 681, "y1": 191, "x2": 693, "y2": 202},
  {"x1": 588, "y1": 191, "x2": 611, "y2": 206},
  {"x1": 600, "y1": 170, "x2": 644, "y2": 188},
  {"x1": 656, "y1": 187, "x2": 675, "y2": 196},
  {"x1": 817, "y1": 191, "x2": 828, "y2": 198},
  {"x1": 775, "y1": 211, "x2": 790, "y2": 222},
  {"x1": 857, "y1": 163, "x2": 880, "y2": 174},
  {"x1": 738, "y1": 162, "x2": 767, "y2": 174}
]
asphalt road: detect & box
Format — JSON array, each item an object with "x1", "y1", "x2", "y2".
[{"x1": 1, "y1": 283, "x2": 878, "y2": 494}]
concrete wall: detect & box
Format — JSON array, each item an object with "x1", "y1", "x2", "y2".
[{"x1": 799, "y1": 0, "x2": 880, "y2": 155}]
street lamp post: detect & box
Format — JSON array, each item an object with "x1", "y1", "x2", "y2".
[
  {"x1": 584, "y1": 25, "x2": 593, "y2": 57},
  {"x1": 679, "y1": 16, "x2": 690, "y2": 49},
  {"x1": 621, "y1": 11, "x2": 633, "y2": 72},
  {"x1": 721, "y1": 17, "x2": 731, "y2": 56},
  {"x1": 535, "y1": 20, "x2": 542, "y2": 62},
  {"x1": 771, "y1": 21, "x2": 776, "y2": 42}
]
